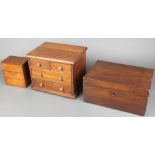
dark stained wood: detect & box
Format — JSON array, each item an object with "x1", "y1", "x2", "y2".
[
  {"x1": 27, "y1": 42, "x2": 87, "y2": 98},
  {"x1": 84, "y1": 85, "x2": 148, "y2": 116},
  {"x1": 83, "y1": 60, "x2": 154, "y2": 116},
  {"x1": 1, "y1": 56, "x2": 31, "y2": 88},
  {"x1": 73, "y1": 51, "x2": 86, "y2": 95}
]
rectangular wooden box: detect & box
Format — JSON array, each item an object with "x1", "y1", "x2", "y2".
[
  {"x1": 83, "y1": 60, "x2": 154, "y2": 116},
  {"x1": 26, "y1": 42, "x2": 87, "y2": 98},
  {"x1": 1, "y1": 56, "x2": 31, "y2": 88}
]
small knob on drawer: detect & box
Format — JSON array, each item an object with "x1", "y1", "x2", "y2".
[
  {"x1": 58, "y1": 66, "x2": 63, "y2": 71},
  {"x1": 39, "y1": 83, "x2": 43, "y2": 87},
  {"x1": 37, "y1": 63, "x2": 42, "y2": 67},
  {"x1": 59, "y1": 87, "x2": 64, "y2": 92},
  {"x1": 40, "y1": 73, "x2": 43, "y2": 77},
  {"x1": 11, "y1": 73, "x2": 15, "y2": 76},
  {"x1": 57, "y1": 77, "x2": 63, "y2": 82},
  {"x1": 112, "y1": 90, "x2": 117, "y2": 96}
]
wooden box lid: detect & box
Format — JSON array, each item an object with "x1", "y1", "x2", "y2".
[
  {"x1": 84, "y1": 60, "x2": 154, "y2": 97},
  {"x1": 1, "y1": 56, "x2": 28, "y2": 66},
  {"x1": 26, "y1": 42, "x2": 88, "y2": 64}
]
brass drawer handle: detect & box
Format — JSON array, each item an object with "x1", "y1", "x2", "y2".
[
  {"x1": 39, "y1": 83, "x2": 43, "y2": 87},
  {"x1": 58, "y1": 66, "x2": 63, "y2": 71},
  {"x1": 37, "y1": 63, "x2": 42, "y2": 67},
  {"x1": 112, "y1": 90, "x2": 117, "y2": 96},
  {"x1": 59, "y1": 87, "x2": 64, "y2": 92}
]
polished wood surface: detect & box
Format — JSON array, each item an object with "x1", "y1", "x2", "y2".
[
  {"x1": 27, "y1": 42, "x2": 87, "y2": 64},
  {"x1": 85, "y1": 60, "x2": 153, "y2": 91},
  {"x1": 84, "y1": 85, "x2": 148, "y2": 116},
  {"x1": 27, "y1": 42, "x2": 87, "y2": 98},
  {"x1": 83, "y1": 60, "x2": 154, "y2": 116},
  {"x1": 31, "y1": 68, "x2": 71, "y2": 84},
  {"x1": 1, "y1": 56, "x2": 31, "y2": 88},
  {"x1": 32, "y1": 78, "x2": 74, "y2": 98}
]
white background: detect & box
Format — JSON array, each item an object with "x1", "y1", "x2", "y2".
[{"x1": 0, "y1": 0, "x2": 155, "y2": 155}]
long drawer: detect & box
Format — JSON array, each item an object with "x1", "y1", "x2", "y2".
[
  {"x1": 32, "y1": 78, "x2": 72, "y2": 95},
  {"x1": 31, "y1": 68, "x2": 72, "y2": 84}
]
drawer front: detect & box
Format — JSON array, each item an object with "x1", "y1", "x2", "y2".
[
  {"x1": 29, "y1": 58, "x2": 71, "y2": 73},
  {"x1": 31, "y1": 68, "x2": 71, "y2": 84},
  {"x1": 32, "y1": 78, "x2": 72, "y2": 94},
  {"x1": 84, "y1": 85, "x2": 148, "y2": 116},
  {"x1": 3, "y1": 71, "x2": 24, "y2": 80},
  {"x1": 3, "y1": 71, "x2": 25, "y2": 87},
  {"x1": 50, "y1": 62, "x2": 71, "y2": 73},
  {"x1": 2, "y1": 63, "x2": 23, "y2": 73},
  {"x1": 30, "y1": 58, "x2": 50, "y2": 70}
]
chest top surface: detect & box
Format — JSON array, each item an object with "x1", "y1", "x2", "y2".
[
  {"x1": 1, "y1": 56, "x2": 28, "y2": 66},
  {"x1": 26, "y1": 42, "x2": 87, "y2": 64},
  {"x1": 84, "y1": 60, "x2": 154, "y2": 91}
]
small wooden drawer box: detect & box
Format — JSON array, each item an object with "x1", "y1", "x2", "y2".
[
  {"x1": 26, "y1": 42, "x2": 87, "y2": 98},
  {"x1": 1, "y1": 56, "x2": 31, "y2": 88},
  {"x1": 83, "y1": 60, "x2": 154, "y2": 116}
]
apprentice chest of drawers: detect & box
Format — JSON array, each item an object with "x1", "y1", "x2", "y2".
[
  {"x1": 1, "y1": 56, "x2": 31, "y2": 88},
  {"x1": 26, "y1": 42, "x2": 87, "y2": 98},
  {"x1": 83, "y1": 60, "x2": 154, "y2": 116}
]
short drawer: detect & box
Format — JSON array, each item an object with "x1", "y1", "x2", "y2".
[
  {"x1": 50, "y1": 62, "x2": 71, "y2": 73},
  {"x1": 2, "y1": 63, "x2": 23, "y2": 73},
  {"x1": 3, "y1": 71, "x2": 24, "y2": 80},
  {"x1": 3, "y1": 71, "x2": 25, "y2": 87},
  {"x1": 31, "y1": 68, "x2": 71, "y2": 84},
  {"x1": 30, "y1": 58, "x2": 50, "y2": 70},
  {"x1": 32, "y1": 78, "x2": 72, "y2": 94},
  {"x1": 29, "y1": 58, "x2": 71, "y2": 73},
  {"x1": 84, "y1": 84, "x2": 148, "y2": 116}
]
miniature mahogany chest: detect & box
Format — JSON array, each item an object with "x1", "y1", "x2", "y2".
[
  {"x1": 83, "y1": 60, "x2": 154, "y2": 116},
  {"x1": 1, "y1": 56, "x2": 31, "y2": 88},
  {"x1": 26, "y1": 42, "x2": 87, "y2": 98}
]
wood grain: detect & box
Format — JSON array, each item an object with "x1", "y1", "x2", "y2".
[
  {"x1": 83, "y1": 60, "x2": 154, "y2": 116},
  {"x1": 27, "y1": 42, "x2": 87, "y2": 64},
  {"x1": 32, "y1": 78, "x2": 73, "y2": 97},
  {"x1": 84, "y1": 84, "x2": 148, "y2": 116},
  {"x1": 27, "y1": 42, "x2": 88, "y2": 98},
  {"x1": 1, "y1": 56, "x2": 31, "y2": 88},
  {"x1": 31, "y1": 68, "x2": 71, "y2": 84}
]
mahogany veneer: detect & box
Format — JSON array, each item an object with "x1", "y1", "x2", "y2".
[
  {"x1": 26, "y1": 42, "x2": 87, "y2": 98},
  {"x1": 83, "y1": 60, "x2": 154, "y2": 116}
]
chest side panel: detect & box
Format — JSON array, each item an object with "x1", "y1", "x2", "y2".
[{"x1": 73, "y1": 52, "x2": 86, "y2": 95}]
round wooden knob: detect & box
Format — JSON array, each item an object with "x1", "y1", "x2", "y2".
[
  {"x1": 40, "y1": 73, "x2": 43, "y2": 77},
  {"x1": 58, "y1": 66, "x2": 63, "y2": 71},
  {"x1": 39, "y1": 83, "x2": 43, "y2": 87},
  {"x1": 57, "y1": 77, "x2": 63, "y2": 82},
  {"x1": 37, "y1": 63, "x2": 42, "y2": 67},
  {"x1": 11, "y1": 73, "x2": 15, "y2": 76},
  {"x1": 59, "y1": 87, "x2": 64, "y2": 92},
  {"x1": 112, "y1": 90, "x2": 117, "y2": 96}
]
